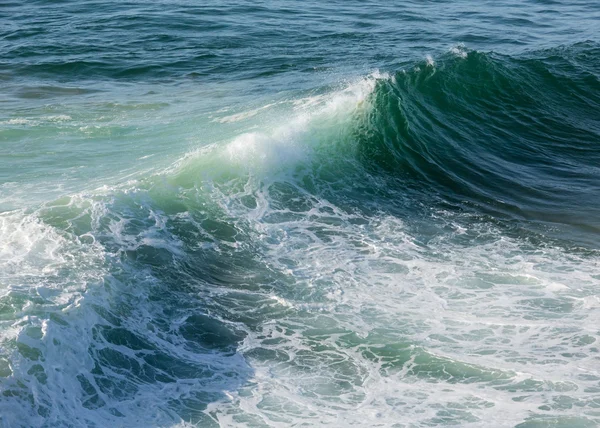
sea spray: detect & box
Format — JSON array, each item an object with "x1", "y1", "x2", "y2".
[{"x1": 1, "y1": 2, "x2": 599, "y2": 426}]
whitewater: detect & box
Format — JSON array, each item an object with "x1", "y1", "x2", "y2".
[{"x1": 1, "y1": 1, "x2": 600, "y2": 427}]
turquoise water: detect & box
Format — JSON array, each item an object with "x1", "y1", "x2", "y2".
[{"x1": 1, "y1": 1, "x2": 600, "y2": 427}]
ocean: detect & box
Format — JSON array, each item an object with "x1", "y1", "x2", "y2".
[{"x1": 1, "y1": 1, "x2": 599, "y2": 426}]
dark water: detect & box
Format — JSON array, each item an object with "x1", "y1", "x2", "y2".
[{"x1": 1, "y1": 1, "x2": 599, "y2": 427}]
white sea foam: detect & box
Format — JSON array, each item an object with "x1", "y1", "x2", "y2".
[
  {"x1": 222, "y1": 72, "x2": 384, "y2": 171},
  {"x1": 202, "y1": 182, "x2": 600, "y2": 427},
  {"x1": 0, "y1": 197, "x2": 252, "y2": 427},
  {"x1": 169, "y1": 72, "x2": 385, "y2": 184},
  {"x1": 4, "y1": 118, "x2": 33, "y2": 125},
  {"x1": 45, "y1": 115, "x2": 72, "y2": 122},
  {"x1": 2, "y1": 69, "x2": 599, "y2": 427},
  {"x1": 450, "y1": 44, "x2": 469, "y2": 59},
  {"x1": 2, "y1": 115, "x2": 72, "y2": 126}
]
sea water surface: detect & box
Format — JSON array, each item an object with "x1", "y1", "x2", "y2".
[{"x1": 1, "y1": 1, "x2": 600, "y2": 426}]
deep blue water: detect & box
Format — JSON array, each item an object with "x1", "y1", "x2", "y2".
[{"x1": 1, "y1": 1, "x2": 600, "y2": 427}]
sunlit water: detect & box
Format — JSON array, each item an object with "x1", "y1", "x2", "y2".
[{"x1": 1, "y1": 1, "x2": 600, "y2": 426}]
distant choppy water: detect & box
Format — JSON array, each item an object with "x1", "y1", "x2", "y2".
[{"x1": 1, "y1": 1, "x2": 600, "y2": 427}]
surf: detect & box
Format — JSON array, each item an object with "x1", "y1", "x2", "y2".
[{"x1": 1, "y1": 41, "x2": 599, "y2": 427}]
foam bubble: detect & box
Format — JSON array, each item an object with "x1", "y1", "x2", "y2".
[
  {"x1": 173, "y1": 71, "x2": 385, "y2": 179},
  {"x1": 4, "y1": 118, "x2": 32, "y2": 125},
  {"x1": 450, "y1": 44, "x2": 469, "y2": 59},
  {"x1": 2, "y1": 67, "x2": 598, "y2": 427},
  {"x1": 202, "y1": 184, "x2": 600, "y2": 427}
]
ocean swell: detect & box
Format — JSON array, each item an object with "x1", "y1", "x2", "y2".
[{"x1": 1, "y1": 44, "x2": 599, "y2": 427}]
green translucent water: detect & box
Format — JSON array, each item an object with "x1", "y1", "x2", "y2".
[{"x1": 1, "y1": 1, "x2": 599, "y2": 427}]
